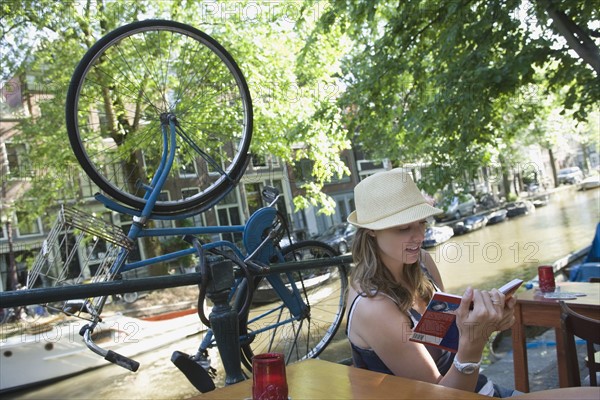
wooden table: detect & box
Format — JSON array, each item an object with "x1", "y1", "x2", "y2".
[
  {"x1": 512, "y1": 386, "x2": 600, "y2": 399},
  {"x1": 190, "y1": 359, "x2": 487, "y2": 399},
  {"x1": 512, "y1": 282, "x2": 600, "y2": 392}
]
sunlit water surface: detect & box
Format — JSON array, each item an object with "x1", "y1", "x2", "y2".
[{"x1": 430, "y1": 187, "x2": 599, "y2": 292}]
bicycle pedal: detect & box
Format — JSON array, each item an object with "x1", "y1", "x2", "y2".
[{"x1": 171, "y1": 351, "x2": 215, "y2": 393}]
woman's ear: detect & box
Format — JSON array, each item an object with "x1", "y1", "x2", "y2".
[{"x1": 368, "y1": 230, "x2": 376, "y2": 238}]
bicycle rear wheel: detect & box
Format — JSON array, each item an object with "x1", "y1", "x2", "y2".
[
  {"x1": 66, "y1": 20, "x2": 252, "y2": 214},
  {"x1": 240, "y1": 241, "x2": 348, "y2": 370}
]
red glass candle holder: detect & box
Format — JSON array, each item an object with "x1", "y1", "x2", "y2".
[
  {"x1": 538, "y1": 265, "x2": 556, "y2": 293},
  {"x1": 252, "y1": 353, "x2": 288, "y2": 400}
]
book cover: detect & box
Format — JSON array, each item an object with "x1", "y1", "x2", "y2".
[{"x1": 409, "y1": 278, "x2": 523, "y2": 352}]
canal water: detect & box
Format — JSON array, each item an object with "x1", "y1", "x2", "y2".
[
  {"x1": 431, "y1": 186, "x2": 599, "y2": 293},
  {"x1": 8, "y1": 186, "x2": 599, "y2": 399}
]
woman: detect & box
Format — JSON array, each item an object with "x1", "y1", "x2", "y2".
[{"x1": 346, "y1": 169, "x2": 518, "y2": 397}]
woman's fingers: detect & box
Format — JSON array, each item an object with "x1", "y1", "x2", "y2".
[
  {"x1": 458, "y1": 286, "x2": 474, "y2": 316},
  {"x1": 490, "y1": 289, "x2": 506, "y2": 310}
]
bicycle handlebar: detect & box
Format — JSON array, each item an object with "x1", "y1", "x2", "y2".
[{"x1": 81, "y1": 324, "x2": 140, "y2": 372}]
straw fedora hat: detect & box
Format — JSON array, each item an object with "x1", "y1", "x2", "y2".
[{"x1": 347, "y1": 169, "x2": 442, "y2": 230}]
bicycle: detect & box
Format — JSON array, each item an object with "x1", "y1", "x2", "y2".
[{"x1": 25, "y1": 19, "x2": 349, "y2": 392}]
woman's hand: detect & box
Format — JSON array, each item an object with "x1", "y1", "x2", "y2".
[
  {"x1": 486, "y1": 288, "x2": 517, "y2": 332},
  {"x1": 454, "y1": 287, "x2": 506, "y2": 358},
  {"x1": 497, "y1": 295, "x2": 517, "y2": 332}
]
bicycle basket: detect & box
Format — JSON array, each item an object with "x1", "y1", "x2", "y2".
[{"x1": 27, "y1": 206, "x2": 134, "y2": 321}]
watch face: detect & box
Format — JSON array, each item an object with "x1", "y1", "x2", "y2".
[{"x1": 463, "y1": 365, "x2": 477, "y2": 374}]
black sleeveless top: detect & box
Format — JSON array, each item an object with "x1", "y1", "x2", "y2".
[{"x1": 346, "y1": 261, "x2": 490, "y2": 393}]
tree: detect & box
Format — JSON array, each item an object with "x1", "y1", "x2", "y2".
[
  {"x1": 1, "y1": 0, "x2": 350, "y2": 225},
  {"x1": 304, "y1": 0, "x2": 599, "y2": 190},
  {"x1": 2, "y1": 0, "x2": 598, "y2": 223}
]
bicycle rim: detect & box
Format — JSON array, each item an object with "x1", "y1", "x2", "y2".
[
  {"x1": 66, "y1": 20, "x2": 252, "y2": 214},
  {"x1": 240, "y1": 241, "x2": 348, "y2": 370}
]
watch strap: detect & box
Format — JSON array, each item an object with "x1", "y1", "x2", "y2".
[{"x1": 453, "y1": 357, "x2": 481, "y2": 374}]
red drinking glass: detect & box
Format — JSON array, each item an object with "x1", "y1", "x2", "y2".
[
  {"x1": 252, "y1": 353, "x2": 288, "y2": 400},
  {"x1": 538, "y1": 265, "x2": 556, "y2": 293}
]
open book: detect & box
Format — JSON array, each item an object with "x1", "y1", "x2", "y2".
[{"x1": 409, "y1": 278, "x2": 523, "y2": 352}]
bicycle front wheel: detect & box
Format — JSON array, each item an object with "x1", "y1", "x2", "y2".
[
  {"x1": 240, "y1": 241, "x2": 348, "y2": 370},
  {"x1": 66, "y1": 20, "x2": 252, "y2": 214}
]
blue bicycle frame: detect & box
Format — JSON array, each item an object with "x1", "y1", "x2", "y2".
[{"x1": 91, "y1": 116, "x2": 311, "y2": 362}]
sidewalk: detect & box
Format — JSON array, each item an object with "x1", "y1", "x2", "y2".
[
  {"x1": 483, "y1": 328, "x2": 594, "y2": 392},
  {"x1": 482, "y1": 329, "x2": 560, "y2": 392}
]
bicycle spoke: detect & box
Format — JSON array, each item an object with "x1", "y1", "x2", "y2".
[
  {"x1": 240, "y1": 241, "x2": 348, "y2": 372},
  {"x1": 67, "y1": 20, "x2": 252, "y2": 214}
]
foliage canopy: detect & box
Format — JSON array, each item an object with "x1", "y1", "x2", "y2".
[{"x1": 1, "y1": 0, "x2": 598, "y2": 218}]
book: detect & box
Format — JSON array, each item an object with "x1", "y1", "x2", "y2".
[{"x1": 409, "y1": 278, "x2": 524, "y2": 352}]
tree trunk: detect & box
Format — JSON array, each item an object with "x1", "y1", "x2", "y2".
[
  {"x1": 581, "y1": 143, "x2": 590, "y2": 173},
  {"x1": 6, "y1": 220, "x2": 18, "y2": 290},
  {"x1": 548, "y1": 148, "x2": 558, "y2": 187},
  {"x1": 500, "y1": 156, "x2": 512, "y2": 201}
]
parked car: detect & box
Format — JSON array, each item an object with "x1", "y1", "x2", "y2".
[
  {"x1": 435, "y1": 193, "x2": 477, "y2": 221},
  {"x1": 557, "y1": 167, "x2": 583, "y2": 185},
  {"x1": 315, "y1": 222, "x2": 357, "y2": 254},
  {"x1": 476, "y1": 193, "x2": 504, "y2": 211}
]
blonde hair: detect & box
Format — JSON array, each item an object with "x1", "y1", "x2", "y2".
[{"x1": 350, "y1": 228, "x2": 435, "y2": 312}]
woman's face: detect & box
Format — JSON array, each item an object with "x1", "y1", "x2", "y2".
[{"x1": 373, "y1": 220, "x2": 427, "y2": 266}]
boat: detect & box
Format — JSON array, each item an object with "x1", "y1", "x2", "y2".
[
  {"x1": 451, "y1": 214, "x2": 488, "y2": 236},
  {"x1": 0, "y1": 308, "x2": 204, "y2": 393},
  {"x1": 530, "y1": 193, "x2": 550, "y2": 207},
  {"x1": 504, "y1": 200, "x2": 535, "y2": 218},
  {"x1": 486, "y1": 209, "x2": 508, "y2": 225},
  {"x1": 578, "y1": 174, "x2": 600, "y2": 190},
  {"x1": 567, "y1": 223, "x2": 600, "y2": 282},
  {"x1": 422, "y1": 226, "x2": 454, "y2": 248}
]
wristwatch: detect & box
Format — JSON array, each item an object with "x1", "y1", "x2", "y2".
[{"x1": 453, "y1": 357, "x2": 481, "y2": 374}]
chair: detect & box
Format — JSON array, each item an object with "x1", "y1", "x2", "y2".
[
  {"x1": 559, "y1": 301, "x2": 600, "y2": 386},
  {"x1": 572, "y1": 262, "x2": 600, "y2": 282}
]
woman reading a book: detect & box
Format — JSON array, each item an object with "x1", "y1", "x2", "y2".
[{"x1": 346, "y1": 168, "x2": 519, "y2": 397}]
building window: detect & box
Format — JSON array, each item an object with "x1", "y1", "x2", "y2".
[
  {"x1": 215, "y1": 189, "x2": 242, "y2": 244},
  {"x1": 153, "y1": 192, "x2": 174, "y2": 230},
  {"x1": 181, "y1": 188, "x2": 206, "y2": 228},
  {"x1": 5, "y1": 143, "x2": 31, "y2": 178},
  {"x1": 325, "y1": 156, "x2": 351, "y2": 185},
  {"x1": 119, "y1": 214, "x2": 142, "y2": 263},
  {"x1": 252, "y1": 154, "x2": 267, "y2": 167},
  {"x1": 80, "y1": 173, "x2": 99, "y2": 198},
  {"x1": 292, "y1": 159, "x2": 314, "y2": 184},
  {"x1": 15, "y1": 212, "x2": 42, "y2": 237},
  {"x1": 244, "y1": 183, "x2": 263, "y2": 215},
  {"x1": 177, "y1": 155, "x2": 197, "y2": 178}
]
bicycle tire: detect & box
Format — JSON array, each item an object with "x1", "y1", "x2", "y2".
[
  {"x1": 239, "y1": 241, "x2": 348, "y2": 370},
  {"x1": 66, "y1": 20, "x2": 252, "y2": 214}
]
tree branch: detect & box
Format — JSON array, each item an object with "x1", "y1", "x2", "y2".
[{"x1": 542, "y1": 2, "x2": 600, "y2": 75}]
